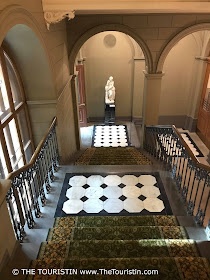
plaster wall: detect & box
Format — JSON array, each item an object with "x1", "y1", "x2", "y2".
[
  {"x1": 80, "y1": 31, "x2": 133, "y2": 119},
  {"x1": 0, "y1": 1, "x2": 78, "y2": 159},
  {"x1": 77, "y1": 31, "x2": 145, "y2": 120},
  {"x1": 160, "y1": 34, "x2": 197, "y2": 116},
  {"x1": 159, "y1": 30, "x2": 210, "y2": 128},
  {"x1": 0, "y1": 180, "x2": 16, "y2": 269}
]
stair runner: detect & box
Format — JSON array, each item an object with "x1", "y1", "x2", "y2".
[{"x1": 28, "y1": 216, "x2": 210, "y2": 280}]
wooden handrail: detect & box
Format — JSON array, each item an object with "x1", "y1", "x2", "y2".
[{"x1": 7, "y1": 117, "x2": 57, "y2": 180}]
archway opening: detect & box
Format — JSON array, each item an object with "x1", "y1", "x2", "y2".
[
  {"x1": 74, "y1": 31, "x2": 146, "y2": 148},
  {"x1": 159, "y1": 30, "x2": 210, "y2": 130}
]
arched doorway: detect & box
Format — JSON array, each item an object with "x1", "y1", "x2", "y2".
[
  {"x1": 158, "y1": 29, "x2": 210, "y2": 133},
  {"x1": 72, "y1": 30, "x2": 147, "y2": 148}
]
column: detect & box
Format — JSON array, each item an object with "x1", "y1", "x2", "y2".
[
  {"x1": 132, "y1": 58, "x2": 145, "y2": 124},
  {"x1": 143, "y1": 71, "x2": 164, "y2": 125}
]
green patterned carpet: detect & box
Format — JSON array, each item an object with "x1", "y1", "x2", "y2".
[
  {"x1": 28, "y1": 216, "x2": 210, "y2": 280},
  {"x1": 75, "y1": 147, "x2": 152, "y2": 165}
]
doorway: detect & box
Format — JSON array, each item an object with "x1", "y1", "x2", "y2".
[{"x1": 76, "y1": 64, "x2": 87, "y2": 127}]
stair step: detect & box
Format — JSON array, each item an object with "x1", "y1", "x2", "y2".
[
  {"x1": 29, "y1": 257, "x2": 210, "y2": 280},
  {"x1": 54, "y1": 215, "x2": 179, "y2": 228},
  {"x1": 38, "y1": 239, "x2": 199, "y2": 260},
  {"x1": 47, "y1": 226, "x2": 188, "y2": 241}
]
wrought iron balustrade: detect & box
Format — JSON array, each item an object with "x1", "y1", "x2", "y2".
[
  {"x1": 144, "y1": 125, "x2": 210, "y2": 228},
  {"x1": 6, "y1": 117, "x2": 59, "y2": 241}
]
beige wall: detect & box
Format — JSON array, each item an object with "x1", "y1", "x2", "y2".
[
  {"x1": 0, "y1": 180, "x2": 16, "y2": 269},
  {"x1": 80, "y1": 31, "x2": 133, "y2": 119},
  {"x1": 77, "y1": 31, "x2": 145, "y2": 120},
  {"x1": 0, "y1": 1, "x2": 78, "y2": 159},
  {"x1": 67, "y1": 14, "x2": 210, "y2": 74},
  {"x1": 160, "y1": 30, "x2": 210, "y2": 126},
  {"x1": 160, "y1": 34, "x2": 197, "y2": 116},
  {"x1": 56, "y1": 79, "x2": 77, "y2": 163}
]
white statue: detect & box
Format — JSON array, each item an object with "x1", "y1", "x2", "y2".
[{"x1": 105, "y1": 76, "x2": 116, "y2": 104}]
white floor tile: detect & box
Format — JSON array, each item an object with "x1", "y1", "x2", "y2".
[
  {"x1": 104, "y1": 199, "x2": 124, "y2": 213},
  {"x1": 124, "y1": 198, "x2": 144, "y2": 213},
  {"x1": 66, "y1": 187, "x2": 85, "y2": 200},
  {"x1": 83, "y1": 199, "x2": 103, "y2": 213},
  {"x1": 138, "y1": 175, "x2": 157, "y2": 185},
  {"x1": 85, "y1": 186, "x2": 103, "y2": 199},
  {"x1": 103, "y1": 186, "x2": 122, "y2": 198},
  {"x1": 62, "y1": 199, "x2": 83, "y2": 214},
  {"x1": 122, "y1": 185, "x2": 141, "y2": 198},
  {"x1": 140, "y1": 185, "x2": 160, "y2": 198},
  {"x1": 121, "y1": 175, "x2": 138, "y2": 185},
  {"x1": 104, "y1": 175, "x2": 122, "y2": 186},
  {"x1": 69, "y1": 176, "x2": 87, "y2": 187},
  {"x1": 87, "y1": 175, "x2": 104, "y2": 187},
  {"x1": 143, "y1": 198, "x2": 165, "y2": 212}
]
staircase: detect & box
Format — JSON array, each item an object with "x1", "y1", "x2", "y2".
[{"x1": 28, "y1": 216, "x2": 210, "y2": 280}]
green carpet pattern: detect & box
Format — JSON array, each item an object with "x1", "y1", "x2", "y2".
[
  {"x1": 38, "y1": 239, "x2": 198, "y2": 259},
  {"x1": 53, "y1": 215, "x2": 179, "y2": 228},
  {"x1": 30, "y1": 257, "x2": 210, "y2": 280},
  {"x1": 47, "y1": 226, "x2": 188, "y2": 241},
  {"x1": 75, "y1": 147, "x2": 152, "y2": 165},
  {"x1": 28, "y1": 216, "x2": 210, "y2": 280}
]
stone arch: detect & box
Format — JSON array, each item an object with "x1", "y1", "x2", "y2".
[
  {"x1": 0, "y1": 5, "x2": 57, "y2": 145},
  {"x1": 157, "y1": 23, "x2": 210, "y2": 72},
  {"x1": 69, "y1": 23, "x2": 153, "y2": 74},
  {"x1": 0, "y1": 5, "x2": 55, "y2": 94}
]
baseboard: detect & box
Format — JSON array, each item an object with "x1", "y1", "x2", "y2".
[
  {"x1": 184, "y1": 116, "x2": 197, "y2": 132},
  {"x1": 115, "y1": 116, "x2": 132, "y2": 121},
  {"x1": 88, "y1": 117, "x2": 104, "y2": 123},
  {"x1": 158, "y1": 115, "x2": 197, "y2": 131},
  {"x1": 132, "y1": 117, "x2": 143, "y2": 125},
  {"x1": 88, "y1": 116, "x2": 132, "y2": 123}
]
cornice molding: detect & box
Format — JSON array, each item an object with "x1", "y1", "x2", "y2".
[
  {"x1": 42, "y1": 1, "x2": 210, "y2": 15},
  {"x1": 44, "y1": 10, "x2": 75, "y2": 30}
]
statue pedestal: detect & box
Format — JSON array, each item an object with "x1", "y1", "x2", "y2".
[{"x1": 105, "y1": 103, "x2": 115, "y2": 124}]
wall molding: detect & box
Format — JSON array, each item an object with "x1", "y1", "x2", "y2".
[
  {"x1": 27, "y1": 100, "x2": 57, "y2": 105},
  {"x1": 195, "y1": 56, "x2": 209, "y2": 62},
  {"x1": 134, "y1": 57, "x2": 145, "y2": 61}
]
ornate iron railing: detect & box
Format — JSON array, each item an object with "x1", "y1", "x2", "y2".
[
  {"x1": 6, "y1": 117, "x2": 59, "y2": 241},
  {"x1": 144, "y1": 125, "x2": 210, "y2": 227}
]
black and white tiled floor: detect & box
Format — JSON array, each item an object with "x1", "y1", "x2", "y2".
[
  {"x1": 55, "y1": 173, "x2": 172, "y2": 217},
  {"x1": 92, "y1": 125, "x2": 130, "y2": 147}
]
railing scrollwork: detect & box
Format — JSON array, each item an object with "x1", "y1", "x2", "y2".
[
  {"x1": 6, "y1": 117, "x2": 59, "y2": 241},
  {"x1": 144, "y1": 125, "x2": 210, "y2": 228}
]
